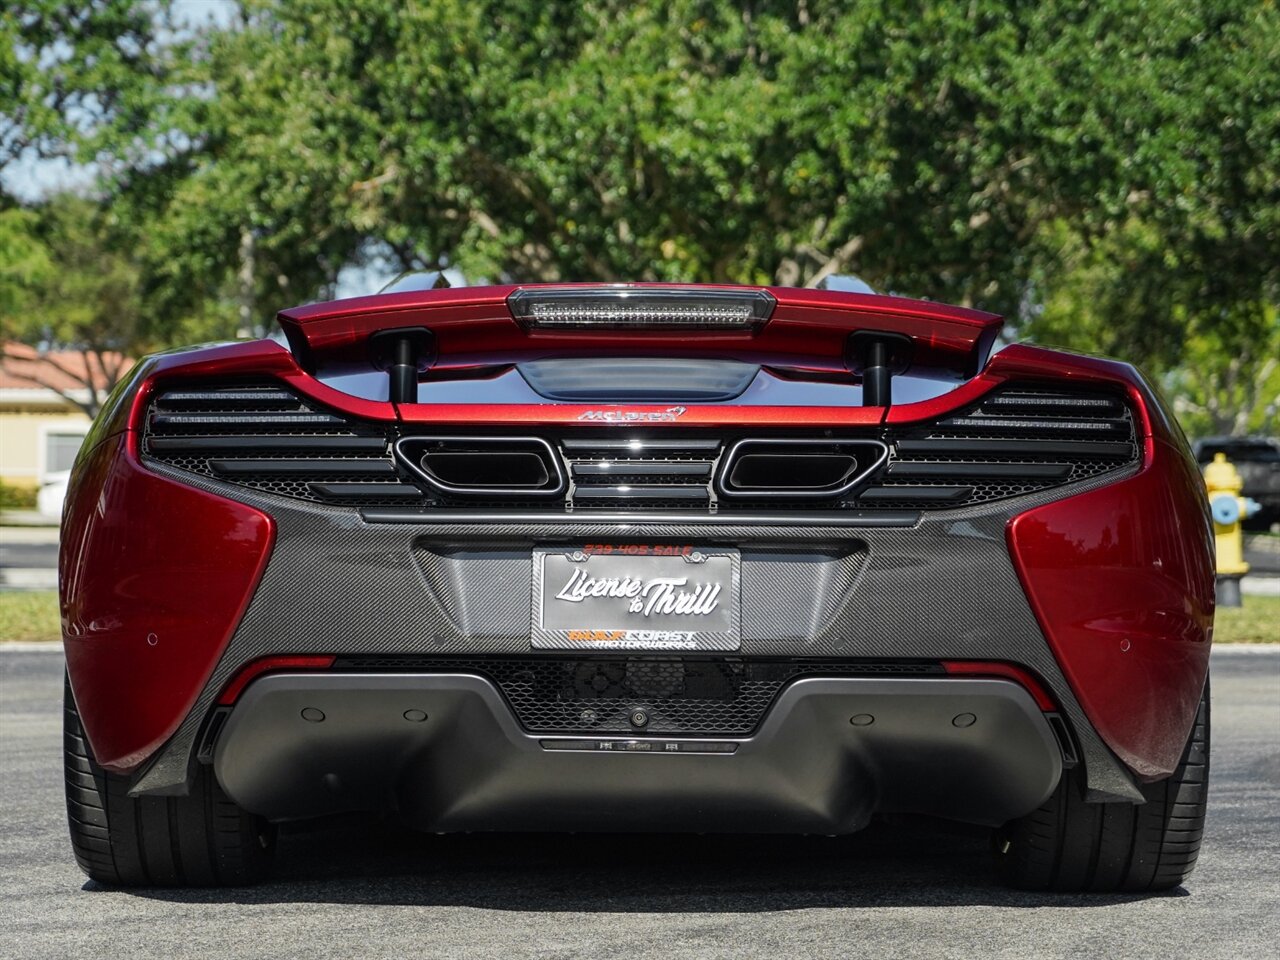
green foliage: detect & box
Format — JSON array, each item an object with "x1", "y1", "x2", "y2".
[
  {"x1": 0, "y1": 480, "x2": 40, "y2": 511},
  {"x1": 1026, "y1": 214, "x2": 1279, "y2": 436},
  {"x1": 2, "y1": 195, "x2": 139, "y2": 341},
  {"x1": 1, "y1": 1, "x2": 179, "y2": 168},
  {"x1": 0, "y1": 194, "x2": 237, "y2": 414},
  {"x1": 0, "y1": 207, "x2": 52, "y2": 314},
  {"x1": 1167, "y1": 304, "x2": 1280, "y2": 437},
  {"x1": 2, "y1": 0, "x2": 1277, "y2": 435}
]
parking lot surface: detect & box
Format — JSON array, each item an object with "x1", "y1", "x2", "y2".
[{"x1": 2, "y1": 646, "x2": 1277, "y2": 960}]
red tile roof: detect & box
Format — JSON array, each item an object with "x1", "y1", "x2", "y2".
[{"x1": 1, "y1": 342, "x2": 134, "y2": 393}]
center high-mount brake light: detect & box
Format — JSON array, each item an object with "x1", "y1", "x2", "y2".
[{"x1": 507, "y1": 286, "x2": 776, "y2": 330}]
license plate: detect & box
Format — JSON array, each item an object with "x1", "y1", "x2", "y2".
[{"x1": 532, "y1": 545, "x2": 740, "y2": 651}]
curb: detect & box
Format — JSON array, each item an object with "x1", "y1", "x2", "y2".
[
  {"x1": 0, "y1": 526, "x2": 60, "y2": 545},
  {"x1": 0, "y1": 569, "x2": 58, "y2": 590},
  {"x1": 1240, "y1": 577, "x2": 1280, "y2": 597},
  {"x1": 0, "y1": 511, "x2": 59, "y2": 529}
]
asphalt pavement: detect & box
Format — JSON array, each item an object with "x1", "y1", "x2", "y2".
[
  {"x1": 2, "y1": 645, "x2": 1278, "y2": 960},
  {"x1": 0, "y1": 526, "x2": 59, "y2": 590},
  {"x1": 0, "y1": 541, "x2": 58, "y2": 568},
  {"x1": 1245, "y1": 533, "x2": 1280, "y2": 575}
]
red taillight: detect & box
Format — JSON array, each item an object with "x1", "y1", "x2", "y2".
[
  {"x1": 218, "y1": 655, "x2": 336, "y2": 705},
  {"x1": 941, "y1": 661, "x2": 1056, "y2": 711}
]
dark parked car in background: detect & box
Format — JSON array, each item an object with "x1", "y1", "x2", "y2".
[{"x1": 1193, "y1": 436, "x2": 1280, "y2": 529}]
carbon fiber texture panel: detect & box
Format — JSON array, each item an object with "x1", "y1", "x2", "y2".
[
  {"x1": 739, "y1": 549, "x2": 870, "y2": 642},
  {"x1": 130, "y1": 461, "x2": 1142, "y2": 803},
  {"x1": 412, "y1": 547, "x2": 533, "y2": 641},
  {"x1": 409, "y1": 546, "x2": 868, "y2": 649}
]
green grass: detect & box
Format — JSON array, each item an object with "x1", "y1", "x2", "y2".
[
  {"x1": 0, "y1": 591, "x2": 61, "y2": 643},
  {"x1": 0, "y1": 589, "x2": 1276, "y2": 644},
  {"x1": 1215, "y1": 593, "x2": 1280, "y2": 644}
]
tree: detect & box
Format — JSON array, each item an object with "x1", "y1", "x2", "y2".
[
  {"x1": 1011, "y1": 1, "x2": 1280, "y2": 434},
  {"x1": 0, "y1": 206, "x2": 52, "y2": 313},
  {"x1": 1023, "y1": 213, "x2": 1279, "y2": 437},
  {"x1": 1165, "y1": 304, "x2": 1280, "y2": 437},
  {"x1": 102, "y1": 1, "x2": 1276, "y2": 322},
  {"x1": 1, "y1": 194, "x2": 146, "y2": 416},
  {"x1": 1, "y1": 0, "x2": 178, "y2": 171},
  {"x1": 4, "y1": 1, "x2": 1278, "y2": 434}
]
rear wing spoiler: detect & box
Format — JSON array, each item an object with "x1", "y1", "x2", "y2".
[{"x1": 276, "y1": 284, "x2": 1004, "y2": 404}]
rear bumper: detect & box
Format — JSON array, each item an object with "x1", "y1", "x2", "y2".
[
  {"x1": 119, "y1": 468, "x2": 1147, "y2": 804},
  {"x1": 213, "y1": 673, "x2": 1062, "y2": 832}
]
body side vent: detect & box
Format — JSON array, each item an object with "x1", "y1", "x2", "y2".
[
  {"x1": 855, "y1": 387, "x2": 1138, "y2": 509},
  {"x1": 142, "y1": 382, "x2": 420, "y2": 506}
]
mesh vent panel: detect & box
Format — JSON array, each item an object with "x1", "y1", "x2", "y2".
[
  {"x1": 143, "y1": 380, "x2": 1138, "y2": 512},
  {"x1": 329, "y1": 656, "x2": 942, "y2": 735}
]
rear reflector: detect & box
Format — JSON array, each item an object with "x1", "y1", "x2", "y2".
[
  {"x1": 941, "y1": 661, "x2": 1056, "y2": 711},
  {"x1": 507, "y1": 285, "x2": 776, "y2": 329},
  {"x1": 218, "y1": 656, "x2": 336, "y2": 705}
]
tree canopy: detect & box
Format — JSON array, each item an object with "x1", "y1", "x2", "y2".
[{"x1": 2, "y1": 0, "x2": 1277, "y2": 433}]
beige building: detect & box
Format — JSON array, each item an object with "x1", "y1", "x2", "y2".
[{"x1": 1, "y1": 344, "x2": 132, "y2": 490}]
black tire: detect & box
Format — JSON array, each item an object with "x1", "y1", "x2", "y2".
[
  {"x1": 64, "y1": 672, "x2": 276, "y2": 887},
  {"x1": 993, "y1": 677, "x2": 1209, "y2": 892}
]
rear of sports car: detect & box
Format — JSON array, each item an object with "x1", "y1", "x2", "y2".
[{"x1": 60, "y1": 283, "x2": 1214, "y2": 891}]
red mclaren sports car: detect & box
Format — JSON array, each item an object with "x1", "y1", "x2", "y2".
[{"x1": 60, "y1": 281, "x2": 1213, "y2": 890}]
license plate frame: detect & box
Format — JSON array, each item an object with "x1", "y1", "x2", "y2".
[{"x1": 532, "y1": 545, "x2": 741, "y2": 651}]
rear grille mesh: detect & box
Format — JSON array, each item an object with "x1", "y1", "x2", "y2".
[
  {"x1": 859, "y1": 387, "x2": 1137, "y2": 509},
  {"x1": 142, "y1": 383, "x2": 411, "y2": 506},
  {"x1": 142, "y1": 381, "x2": 1137, "y2": 512},
  {"x1": 563, "y1": 438, "x2": 720, "y2": 510},
  {"x1": 330, "y1": 656, "x2": 943, "y2": 736}
]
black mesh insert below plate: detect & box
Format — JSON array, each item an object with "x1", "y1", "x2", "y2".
[{"x1": 328, "y1": 656, "x2": 944, "y2": 736}]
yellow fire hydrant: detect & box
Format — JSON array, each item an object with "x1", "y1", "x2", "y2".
[{"x1": 1203, "y1": 452, "x2": 1261, "y2": 607}]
